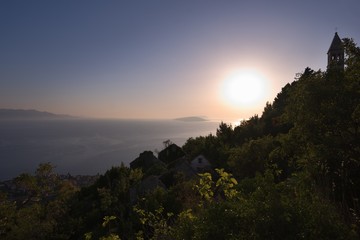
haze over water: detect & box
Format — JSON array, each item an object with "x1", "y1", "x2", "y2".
[{"x1": 0, "y1": 119, "x2": 219, "y2": 180}]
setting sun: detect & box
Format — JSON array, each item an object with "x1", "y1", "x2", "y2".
[{"x1": 221, "y1": 69, "x2": 268, "y2": 108}]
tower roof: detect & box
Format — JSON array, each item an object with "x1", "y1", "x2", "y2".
[{"x1": 327, "y1": 32, "x2": 343, "y2": 53}]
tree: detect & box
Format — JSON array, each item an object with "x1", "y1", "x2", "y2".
[
  {"x1": 1, "y1": 163, "x2": 79, "y2": 240},
  {"x1": 174, "y1": 171, "x2": 357, "y2": 239},
  {"x1": 67, "y1": 164, "x2": 143, "y2": 239},
  {"x1": 228, "y1": 136, "x2": 278, "y2": 179}
]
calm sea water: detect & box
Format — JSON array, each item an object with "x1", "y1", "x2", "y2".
[{"x1": 0, "y1": 119, "x2": 219, "y2": 180}]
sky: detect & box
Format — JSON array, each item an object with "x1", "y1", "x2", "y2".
[{"x1": 1, "y1": 1, "x2": 360, "y2": 121}]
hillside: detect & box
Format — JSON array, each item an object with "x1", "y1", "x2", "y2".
[{"x1": 1, "y1": 38, "x2": 359, "y2": 239}]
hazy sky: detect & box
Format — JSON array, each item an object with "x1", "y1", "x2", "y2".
[{"x1": 1, "y1": 1, "x2": 359, "y2": 121}]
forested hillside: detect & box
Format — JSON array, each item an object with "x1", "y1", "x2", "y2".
[{"x1": 1, "y1": 38, "x2": 360, "y2": 239}]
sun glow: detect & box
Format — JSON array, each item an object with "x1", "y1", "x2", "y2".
[{"x1": 221, "y1": 69, "x2": 268, "y2": 108}]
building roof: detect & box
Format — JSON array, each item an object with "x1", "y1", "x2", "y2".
[
  {"x1": 328, "y1": 32, "x2": 343, "y2": 53},
  {"x1": 158, "y1": 143, "x2": 185, "y2": 164},
  {"x1": 130, "y1": 151, "x2": 165, "y2": 172}
]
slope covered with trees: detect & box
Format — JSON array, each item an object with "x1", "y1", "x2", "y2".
[{"x1": 1, "y1": 38, "x2": 360, "y2": 239}]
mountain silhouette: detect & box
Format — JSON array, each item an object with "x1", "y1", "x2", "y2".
[{"x1": 0, "y1": 109, "x2": 74, "y2": 120}]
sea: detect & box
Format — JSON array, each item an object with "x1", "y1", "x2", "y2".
[{"x1": 0, "y1": 119, "x2": 220, "y2": 180}]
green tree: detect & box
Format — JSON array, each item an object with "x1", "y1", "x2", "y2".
[
  {"x1": 68, "y1": 164, "x2": 142, "y2": 239},
  {"x1": 0, "y1": 193, "x2": 16, "y2": 238},
  {"x1": 2, "y1": 163, "x2": 79, "y2": 240},
  {"x1": 174, "y1": 171, "x2": 357, "y2": 239},
  {"x1": 228, "y1": 136, "x2": 278, "y2": 179}
]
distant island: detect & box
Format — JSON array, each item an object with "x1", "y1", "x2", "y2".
[
  {"x1": 0, "y1": 109, "x2": 74, "y2": 120},
  {"x1": 174, "y1": 116, "x2": 208, "y2": 122}
]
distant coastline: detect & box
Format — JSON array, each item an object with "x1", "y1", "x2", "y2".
[
  {"x1": 174, "y1": 116, "x2": 208, "y2": 122},
  {"x1": 0, "y1": 109, "x2": 74, "y2": 120}
]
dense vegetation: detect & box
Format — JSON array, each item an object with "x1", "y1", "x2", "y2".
[{"x1": 1, "y1": 38, "x2": 360, "y2": 239}]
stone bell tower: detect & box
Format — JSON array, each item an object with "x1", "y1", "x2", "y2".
[{"x1": 327, "y1": 32, "x2": 344, "y2": 70}]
